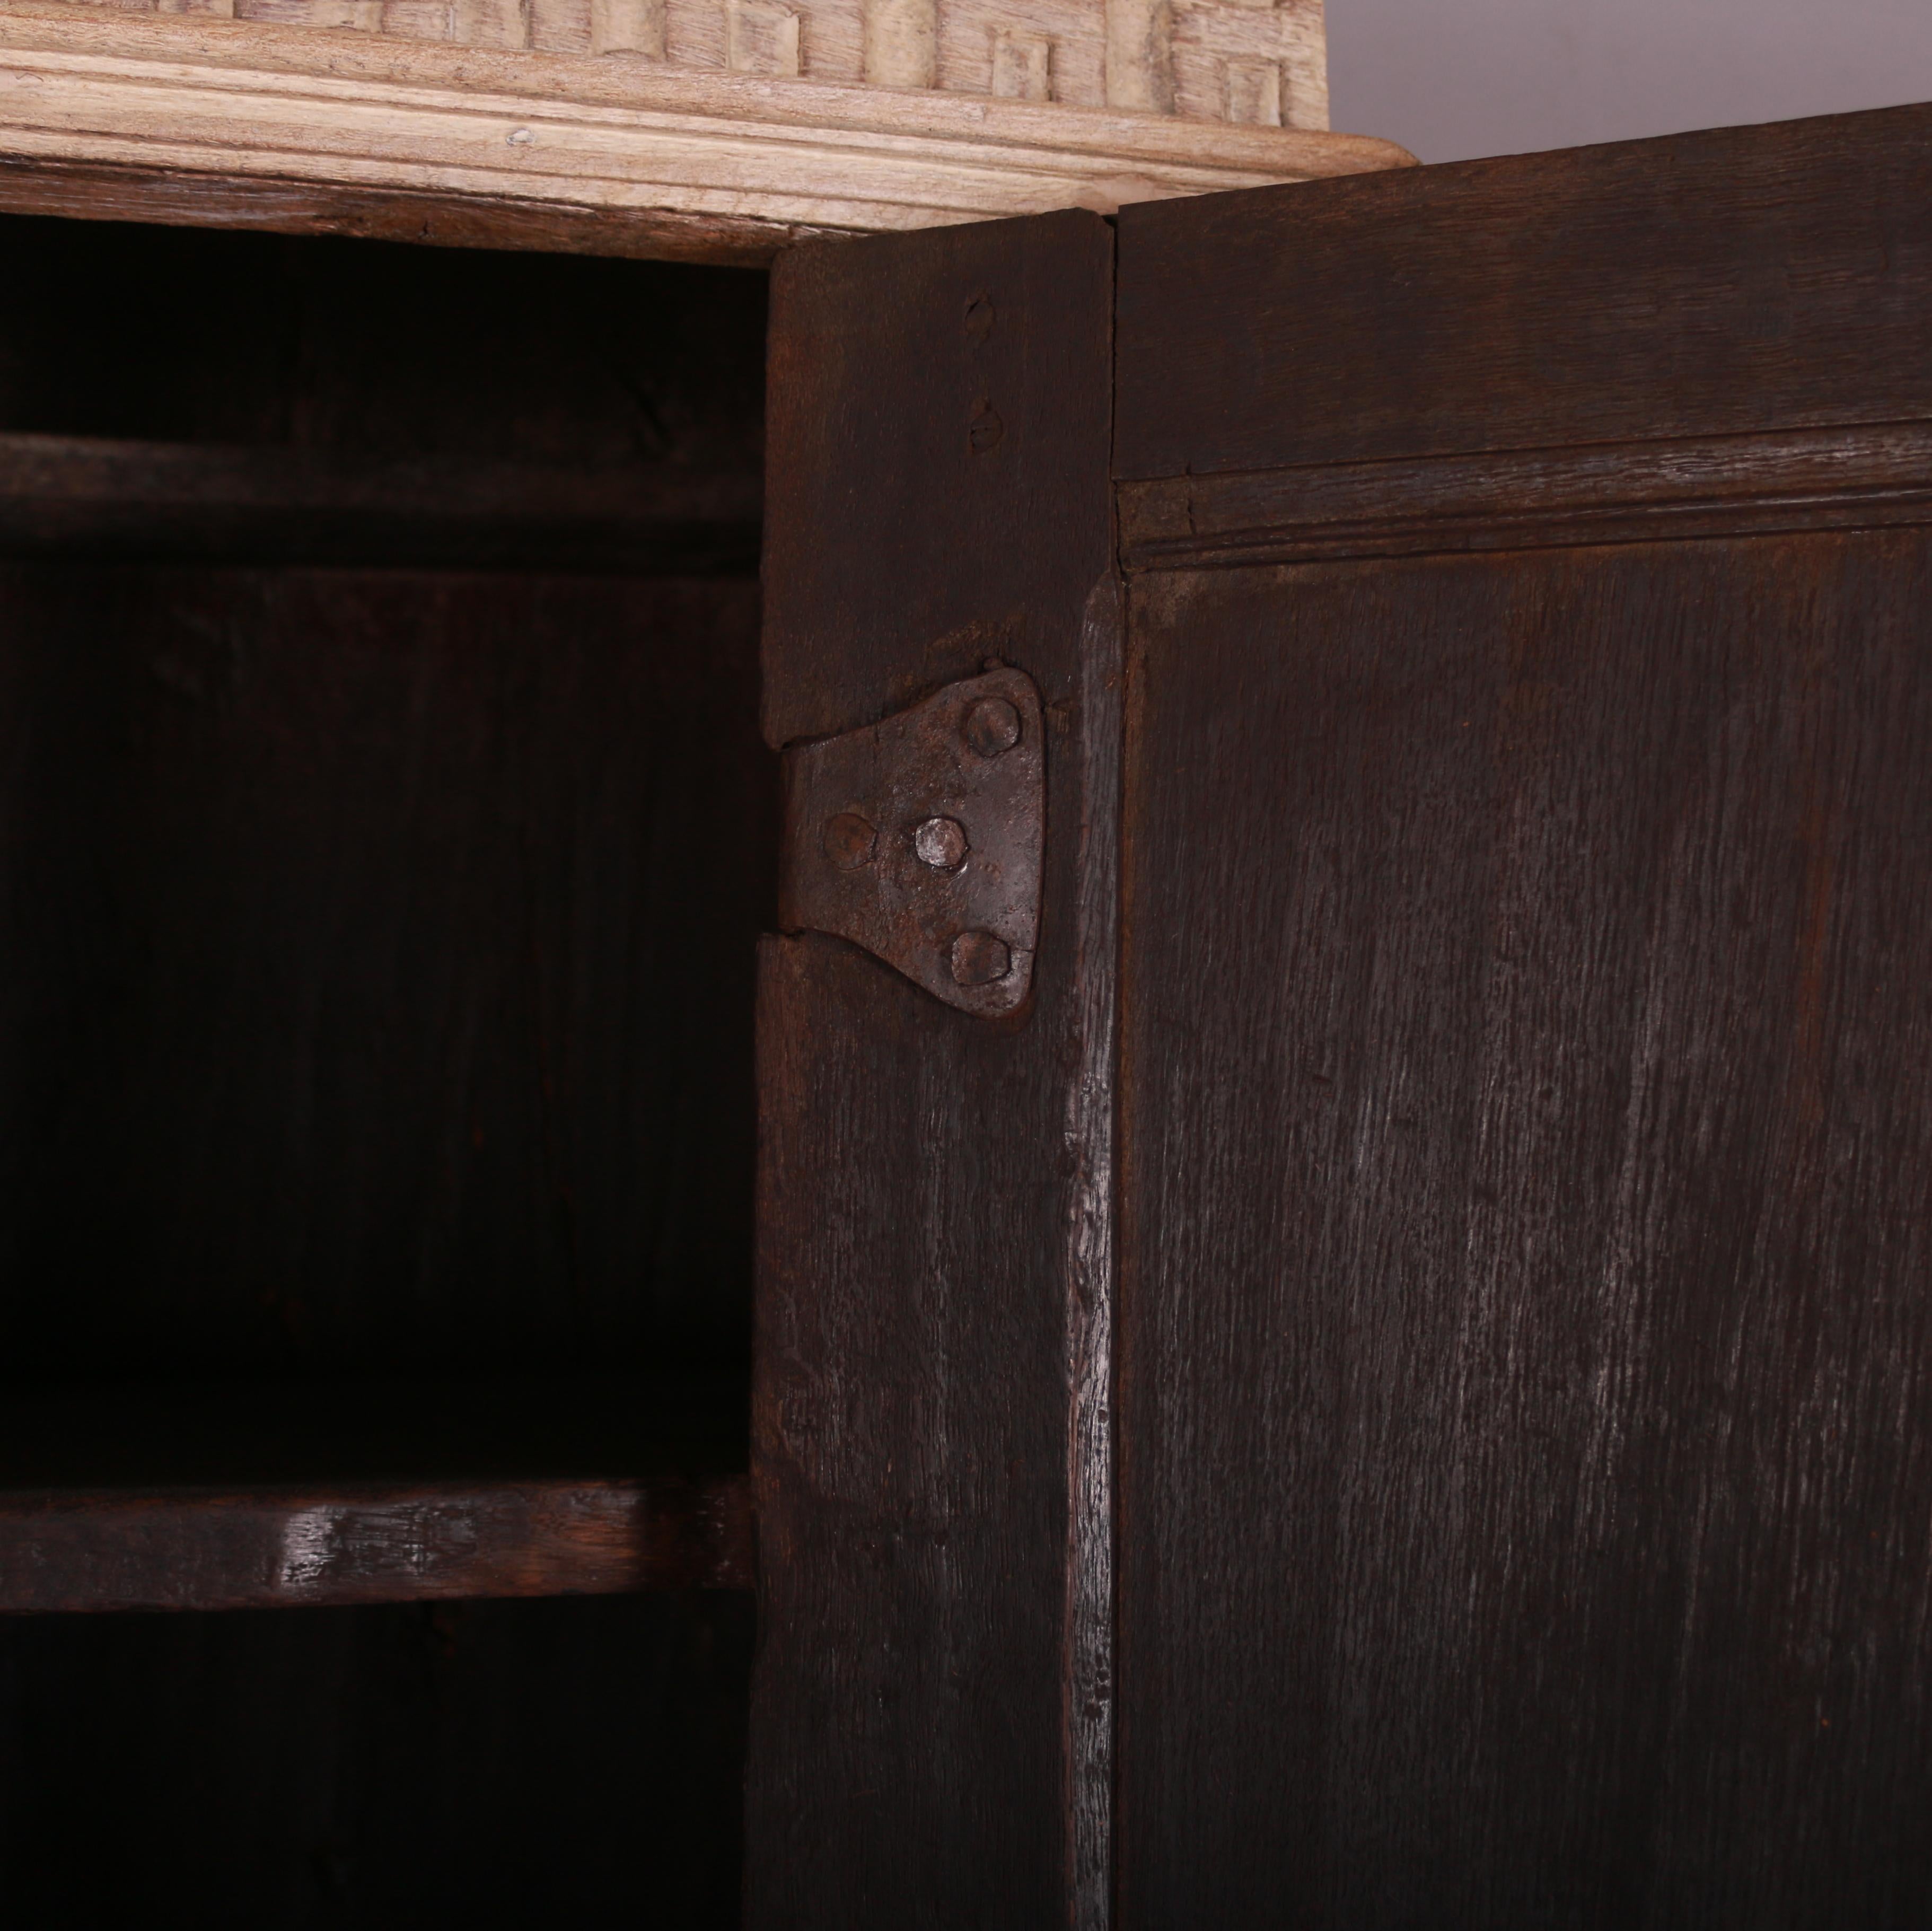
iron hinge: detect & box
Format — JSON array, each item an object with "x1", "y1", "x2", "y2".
[{"x1": 778, "y1": 666, "x2": 1044, "y2": 1016}]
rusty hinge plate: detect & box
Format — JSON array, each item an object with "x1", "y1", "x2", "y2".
[{"x1": 778, "y1": 666, "x2": 1043, "y2": 1016}]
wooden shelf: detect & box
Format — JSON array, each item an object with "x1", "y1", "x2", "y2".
[
  {"x1": 0, "y1": 432, "x2": 761, "y2": 570},
  {"x1": 0, "y1": 1473, "x2": 751, "y2": 1613},
  {"x1": 0, "y1": 1375, "x2": 751, "y2": 1612}
]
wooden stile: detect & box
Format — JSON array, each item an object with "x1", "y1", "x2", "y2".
[{"x1": 751, "y1": 206, "x2": 1116, "y2": 1926}]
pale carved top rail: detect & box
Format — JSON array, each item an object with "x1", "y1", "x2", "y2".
[
  {"x1": 56, "y1": 0, "x2": 1329, "y2": 127},
  {"x1": 0, "y1": 0, "x2": 1412, "y2": 261}
]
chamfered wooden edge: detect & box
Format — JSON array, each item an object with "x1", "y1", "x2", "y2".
[
  {"x1": 0, "y1": 1, "x2": 1415, "y2": 265},
  {"x1": 0, "y1": 1473, "x2": 754, "y2": 1613}
]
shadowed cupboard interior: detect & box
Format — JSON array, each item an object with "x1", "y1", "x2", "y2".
[{"x1": 0, "y1": 211, "x2": 774, "y2": 1922}]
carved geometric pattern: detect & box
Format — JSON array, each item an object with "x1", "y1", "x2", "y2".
[{"x1": 49, "y1": 0, "x2": 1329, "y2": 126}]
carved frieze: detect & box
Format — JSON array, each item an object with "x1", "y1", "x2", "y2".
[{"x1": 79, "y1": 0, "x2": 1329, "y2": 127}]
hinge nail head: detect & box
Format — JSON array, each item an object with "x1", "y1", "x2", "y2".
[
  {"x1": 822, "y1": 811, "x2": 877, "y2": 870},
  {"x1": 950, "y1": 931, "x2": 1012, "y2": 987},
  {"x1": 963, "y1": 696, "x2": 1022, "y2": 758},
  {"x1": 914, "y1": 815, "x2": 969, "y2": 870}
]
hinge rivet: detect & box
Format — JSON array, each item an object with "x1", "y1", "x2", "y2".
[
  {"x1": 822, "y1": 811, "x2": 876, "y2": 870},
  {"x1": 913, "y1": 815, "x2": 969, "y2": 870},
  {"x1": 962, "y1": 697, "x2": 1022, "y2": 758},
  {"x1": 950, "y1": 930, "x2": 1012, "y2": 987}
]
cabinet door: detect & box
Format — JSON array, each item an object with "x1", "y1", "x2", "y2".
[
  {"x1": 1112, "y1": 105, "x2": 1932, "y2": 1926},
  {"x1": 756, "y1": 102, "x2": 1932, "y2": 1927}
]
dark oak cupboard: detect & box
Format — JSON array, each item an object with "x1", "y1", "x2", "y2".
[{"x1": 5, "y1": 100, "x2": 1932, "y2": 1928}]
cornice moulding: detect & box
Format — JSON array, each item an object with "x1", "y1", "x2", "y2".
[{"x1": 0, "y1": 0, "x2": 1414, "y2": 261}]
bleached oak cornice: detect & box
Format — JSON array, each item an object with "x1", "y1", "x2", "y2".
[{"x1": 0, "y1": 0, "x2": 1412, "y2": 261}]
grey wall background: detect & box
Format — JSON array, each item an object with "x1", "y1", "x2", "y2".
[{"x1": 1328, "y1": 0, "x2": 1932, "y2": 163}]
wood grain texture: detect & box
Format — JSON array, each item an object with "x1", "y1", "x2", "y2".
[
  {"x1": 1112, "y1": 109, "x2": 1932, "y2": 1926},
  {"x1": 1118, "y1": 420, "x2": 1932, "y2": 574},
  {"x1": 750, "y1": 210, "x2": 1112, "y2": 1924},
  {"x1": 1114, "y1": 103, "x2": 1932, "y2": 484},
  {"x1": 0, "y1": 1590, "x2": 752, "y2": 1922},
  {"x1": 0, "y1": 1473, "x2": 752, "y2": 1611},
  {"x1": 0, "y1": 3, "x2": 1410, "y2": 269},
  {"x1": 762, "y1": 208, "x2": 1113, "y2": 744},
  {"x1": 1117, "y1": 531, "x2": 1932, "y2": 1926}
]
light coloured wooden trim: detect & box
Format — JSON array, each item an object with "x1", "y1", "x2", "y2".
[
  {"x1": 0, "y1": 1, "x2": 1412, "y2": 261},
  {"x1": 52, "y1": 0, "x2": 1334, "y2": 132}
]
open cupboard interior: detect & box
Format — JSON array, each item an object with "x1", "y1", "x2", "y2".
[{"x1": 0, "y1": 209, "x2": 772, "y2": 1921}]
